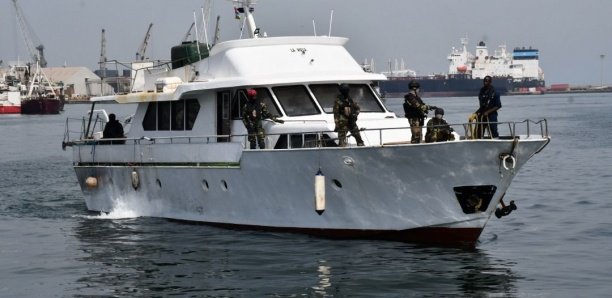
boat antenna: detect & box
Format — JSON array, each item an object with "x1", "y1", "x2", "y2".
[
  {"x1": 200, "y1": 7, "x2": 209, "y2": 49},
  {"x1": 193, "y1": 11, "x2": 202, "y2": 58},
  {"x1": 213, "y1": 15, "x2": 221, "y2": 46},
  {"x1": 312, "y1": 19, "x2": 317, "y2": 36},
  {"x1": 328, "y1": 9, "x2": 334, "y2": 37},
  {"x1": 201, "y1": 1, "x2": 212, "y2": 49}
]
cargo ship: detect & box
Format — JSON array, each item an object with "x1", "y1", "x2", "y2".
[{"x1": 378, "y1": 38, "x2": 546, "y2": 98}]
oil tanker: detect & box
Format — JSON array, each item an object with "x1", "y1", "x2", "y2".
[{"x1": 378, "y1": 38, "x2": 546, "y2": 97}]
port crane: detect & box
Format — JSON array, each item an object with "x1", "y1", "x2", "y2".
[
  {"x1": 99, "y1": 29, "x2": 107, "y2": 79},
  {"x1": 11, "y1": 0, "x2": 47, "y2": 67},
  {"x1": 135, "y1": 23, "x2": 153, "y2": 61}
]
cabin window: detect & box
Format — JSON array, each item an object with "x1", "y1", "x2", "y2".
[
  {"x1": 231, "y1": 88, "x2": 281, "y2": 119},
  {"x1": 272, "y1": 85, "x2": 320, "y2": 116},
  {"x1": 274, "y1": 133, "x2": 337, "y2": 149},
  {"x1": 308, "y1": 84, "x2": 339, "y2": 113},
  {"x1": 158, "y1": 102, "x2": 171, "y2": 130},
  {"x1": 172, "y1": 101, "x2": 185, "y2": 130},
  {"x1": 143, "y1": 99, "x2": 200, "y2": 131},
  {"x1": 309, "y1": 83, "x2": 384, "y2": 113}
]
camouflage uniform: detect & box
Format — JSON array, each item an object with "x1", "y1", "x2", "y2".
[
  {"x1": 403, "y1": 92, "x2": 431, "y2": 143},
  {"x1": 242, "y1": 99, "x2": 281, "y2": 149},
  {"x1": 425, "y1": 118, "x2": 454, "y2": 143},
  {"x1": 333, "y1": 94, "x2": 364, "y2": 147}
]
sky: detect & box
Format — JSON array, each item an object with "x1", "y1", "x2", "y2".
[{"x1": 2, "y1": 0, "x2": 612, "y2": 86}]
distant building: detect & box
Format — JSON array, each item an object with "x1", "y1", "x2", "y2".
[{"x1": 43, "y1": 67, "x2": 113, "y2": 99}]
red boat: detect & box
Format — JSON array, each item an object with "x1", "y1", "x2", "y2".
[{"x1": 0, "y1": 91, "x2": 22, "y2": 114}]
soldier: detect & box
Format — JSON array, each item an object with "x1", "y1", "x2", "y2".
[
  {"x1": 475, "y1": 75, "x2": 502, "y2": 138},
  {"x1": 403, "y1": 80, "x2": 434, "y2": 143},
  {"x1": 333, "y1": 84, "x2": 364, "y2": 147},
  {"x1": 242, "y1": 88, "x2": 284, "y2": 149},
  {"x1": 425, "y1": 108, "x2": 454, "y2": 143}
]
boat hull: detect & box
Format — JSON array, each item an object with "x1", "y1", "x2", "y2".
[
  {"x1": 21, "y1": 97, "x2": 63, "y2": 114},
  {"x1": 379, "y1": 77, "x2": 545, "y2": 98},
  {"x1": 72, "y1": 138, "x2": 548, "y2": 246},
  {"x1": 0, "y1": 105, "x2": 21, "y2": 114}
]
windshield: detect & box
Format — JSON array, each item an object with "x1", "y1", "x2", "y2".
[
  {"x1": 273, "y1": 85, "x2": 320, "y2": 116},
  {"x1": 310, "y1": 83, "x2": 385, "y2": 113}
]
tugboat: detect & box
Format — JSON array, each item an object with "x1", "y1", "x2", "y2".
[{"x1": 62, "y1": 1, "x2": 550, "y2": 246}]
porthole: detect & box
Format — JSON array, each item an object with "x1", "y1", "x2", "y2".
[
  {"x1": 332, "y1": 179, "x2": 343, "y2": 190},
  {"x1": 221, "y1": 180, "x2": 228, "y2": 191},
  {"x1": 202, "y1": 179, "x2": 209, "y2": 191}
]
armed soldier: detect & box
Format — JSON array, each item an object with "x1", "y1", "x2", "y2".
[
  {"x1": 333, "y1": 84, "x2": 365, "y2": 147},
  {"x1": 242, "y1": 88, "x2": 284, "y2": 149},
  {"x1": 425, "y1": 108, "x2": 454, "y2": 143},
  {"x1": 403, "y1": 80, "x2": 435, "y2": 143}
]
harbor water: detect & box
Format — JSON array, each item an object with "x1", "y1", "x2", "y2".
[{"x1": 1, "y1": 93, "x2": 611, "y2": 297}]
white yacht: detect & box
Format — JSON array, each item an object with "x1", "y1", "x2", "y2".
[{"x1": 63, "y1": 0, "x2": 550, "y2": 246}]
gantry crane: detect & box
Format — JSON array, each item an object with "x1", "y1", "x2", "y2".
[{"x1": 11, "y1": 0, "x2": 47, "y2": 67}]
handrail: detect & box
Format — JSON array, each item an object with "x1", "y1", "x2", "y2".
[{"x1": 63, "y1": 117, "x2": 549, "y2": 150}]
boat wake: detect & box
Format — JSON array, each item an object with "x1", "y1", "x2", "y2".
[{"x1": 83, "y1": 195, "x2": 164, "y2": 220}]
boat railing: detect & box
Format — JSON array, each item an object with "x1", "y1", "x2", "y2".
[
  {"x1": 63, "y1": 117, "x2": 548, "y2": 150},
  {"x1": 461, "y1": 118, "x2": 549, "y2": 140}
]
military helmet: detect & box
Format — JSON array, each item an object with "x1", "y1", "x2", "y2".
[
  {"x1": 247, "y1": 89, "x2": 257, "y2": 98},
  {"x1": 338, "y1": 83, "x2": 350, "y2": 96},
  {"x1": 435, "y1": 108, "x2": 444, "y2": 115},
  {"x1": 408, "y1": 80, "x2": 420, "y2": 89}
]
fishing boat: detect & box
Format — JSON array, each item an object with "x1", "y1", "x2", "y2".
[
  {"x1": 62, "y1": 1, "x2": 550, "y2": 246},
  {"x1": 0, "y1": 89, "x2": 21, "y2": 114},
  {"x1": 0, "y1": 64, "x2": 27, "y2": 114},
  {"x1": 20, "y1": 62, "x2": 63, "y2": 115}
]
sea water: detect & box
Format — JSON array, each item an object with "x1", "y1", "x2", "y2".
[{"x1": 1, "y1": 94, "x2": 611, "y2": 297}]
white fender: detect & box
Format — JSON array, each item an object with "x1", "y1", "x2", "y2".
[
  {"x1": 85, "y1": 176, "x2": 98, "y2": 189},
  {"x1": 314, "y1": 169, "x2": 325, "y2": 215},
  {"x1": 131, "y1": 169, "x2": 140, "y2": 190}
]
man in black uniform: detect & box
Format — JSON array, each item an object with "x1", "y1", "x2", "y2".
[
  {"x1": 403, "y1": 80, "x2": 433, "y2": 143},
  {"x1": 476, "y1": 75, "x2": 502, "y2": 138},
  {"x1": 102, "y1": 113, "x2": 125, "y2": 144}
]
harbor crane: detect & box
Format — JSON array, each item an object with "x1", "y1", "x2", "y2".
[
  {"x1": 136, "y1": 23, "x2": 153, "y2": 61},
  {"x1": 99, "y1": 29, "x2": 107, "y2": 79},
  {"x1": 11, "y1": 0, "x2": 47, "y2": 67}
]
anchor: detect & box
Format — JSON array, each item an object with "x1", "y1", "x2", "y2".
[{"x1": 495, "y1": 198, "x2": 517, "y2": 218}]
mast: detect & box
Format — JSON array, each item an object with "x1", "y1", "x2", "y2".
[{"x1": 234, "y1": 0, "x2": 259, "y2": 38}]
